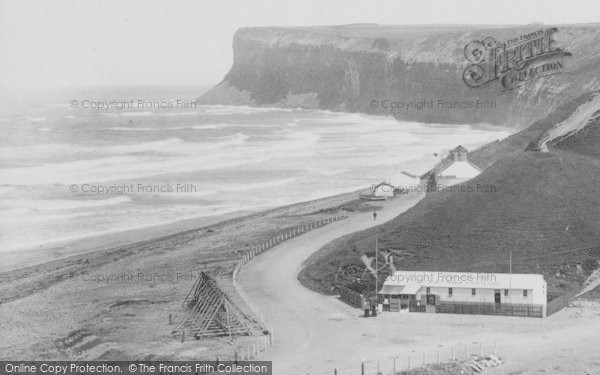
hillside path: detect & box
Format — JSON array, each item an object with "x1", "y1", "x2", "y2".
[{"x1": 237, "y1": 192, "x2": 424, "y2": 374}]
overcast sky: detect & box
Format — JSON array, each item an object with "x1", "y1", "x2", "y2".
[{"x1": 0, "y1": 0, "x2": 598, "y2": 91}]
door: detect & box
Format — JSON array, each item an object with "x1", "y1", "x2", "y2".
[{"x1": 494, "y1": 290, "x2": 501, "y2": 304}]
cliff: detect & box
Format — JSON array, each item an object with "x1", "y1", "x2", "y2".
[{"x1": 199, "y1": 24, "x2": 600, "y2": 128}]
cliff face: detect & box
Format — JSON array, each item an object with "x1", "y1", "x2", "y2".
[{"x1": 200, "y1": 24, "x2": 600, "y2": 128}]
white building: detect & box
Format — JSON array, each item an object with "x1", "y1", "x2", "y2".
[
  {"x1": 421, "y1": 145, "x2": 482, "y2": 188},
  {"x1": 387, "y1": 171, "x2": 421, "y2": 190},
  {"x1": 379, "y1": 270, "x2": 547, "y2": 317},
  {"x1": 359, "y1": 182, "x2": 396, "y2": 200}
]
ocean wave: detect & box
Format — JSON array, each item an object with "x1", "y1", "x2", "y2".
[
  {"x1": 107, "y1": 127, "x2": 155, "y2": 131},
  {"x1": 202, "y1": 105, "x2": 294, "y2": 115},
  {"x1": 119, "y1": 111, "x2": 154, "y2": 117},
  {"x1": 159, "y1": 111, "x2": 201, "y2": 117},
  {"x1": 0, "y1": 196, "x2": 130, "y2": 211},
  {"x1": 107, "y1": 123, "x2": 277, "y2": 132},
  {"x1": 0, "y1": 128, "x2": 325, "y2": 184},
  {"x1": 218, "y1": 178, "x2": 297, "y2": 193},
  {"x1": 214, "y1": 132, "x2": 250, "y2": 142}
]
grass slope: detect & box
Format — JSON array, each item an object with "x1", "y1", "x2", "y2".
[{"x1": 300, "y1": 95, "x2": 600, "y2": 298}]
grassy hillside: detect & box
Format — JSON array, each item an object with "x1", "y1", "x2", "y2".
[
  {"x1": 553, "y1": 109, "x2": 600, "y2": 159},
  {"x1": 470, "y1": 91, "x2": 600, "y2": 169},
  {"x1": 300, "y1": 95, "x2": 600, "y2": 298}
]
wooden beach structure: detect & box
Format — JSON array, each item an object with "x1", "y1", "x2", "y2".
[{"x1": 172, "y1": 272, "x2": 266, "y2": 339}]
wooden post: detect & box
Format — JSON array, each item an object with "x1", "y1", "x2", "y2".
[
  {"x1": 361, "y1": 362, "x2": 365, "y2": 375},
  {"x1": 168, "y1": 313, "x2": 172, "y2": 325},
  {"x1": 408, "y1": 354, "x2": 411, "y2": 369},
  {"x1": 392, "y1": 357, "x2": 396, "y2": 374},
  {"x1": 334, "y1": 369, "x2": 337, "y2": 375},
  {"x1": 181, "y1": 331, "x2": 185, "y2": 342}
]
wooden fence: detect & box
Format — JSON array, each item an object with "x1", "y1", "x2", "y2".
[
  {"x1": 230, "y1": 215, "x2": 345, "y2": 359},
  {"x1": 306, "y1": 341, "x2": 501, "y2": 375},
  {"x1": 338, "y1": 286, "x2": 366, "y2": 308},
  {"x1": 546, "y1": 293, "x2": 575, "y2": 316},
  {"x1": 435, "y1": 301, "x2": 544, "y2": 318}
]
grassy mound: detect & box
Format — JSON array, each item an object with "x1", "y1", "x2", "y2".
[{"x1": 300, "y1": 94, "x2": 600, "y2": 297}]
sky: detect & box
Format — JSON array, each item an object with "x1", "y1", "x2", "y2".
[{"x1": 0, "y1": 0, "x2": 598, "y2": 92}]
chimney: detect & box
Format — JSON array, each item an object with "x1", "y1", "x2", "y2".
[{"x1": 452, "y1": 146, "x2": 468, "y2": 161}]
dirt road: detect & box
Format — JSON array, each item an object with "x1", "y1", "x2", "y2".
[
  {"x1": 237, "y1": 192, "x2": 425, "y2": 374},
  {"x1": 238, "y1": 191, "x2": 600, "y2": 375}
]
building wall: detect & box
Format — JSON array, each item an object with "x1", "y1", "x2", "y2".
[{"x1": 415, "y1": 287, "x2": 543, "y2": 306}]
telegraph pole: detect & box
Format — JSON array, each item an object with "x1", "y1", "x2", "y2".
[
  {"x1": 373, "y1": 212, "x2": 378, "y2": 303},
  {"x1": 509, "y1": 250, "x2": 512, "y2": 304}
]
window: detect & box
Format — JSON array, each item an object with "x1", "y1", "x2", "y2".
[
  {"x1": 448, "y1": 288, "x2": 453, "y2": 296},
  {"x1": 471, "y1": 288, "x2": 476, "y2": 296},
  {"x1": 504, "y1": 289, "x2": 508, "y2": 296},
  {"x1": 426, "y1": 287, "x2": 431, "y2": 294},
  {"x1": 523, "y1": 290, "x2": 528, "y2": 297}
]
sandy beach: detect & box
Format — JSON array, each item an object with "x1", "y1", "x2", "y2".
[
  {"x1": 2, "y1": 184, "x2": 599, "y2": 375},
  {"x1": 0, "y1": 188, "x2": 379, "y2": 360}
]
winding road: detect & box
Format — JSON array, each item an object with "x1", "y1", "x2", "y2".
[{"x1": 237, "y1": 192, "x2": 424, "y2": 374}]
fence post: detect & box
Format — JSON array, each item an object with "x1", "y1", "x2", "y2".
[
  {"x1": 408, "y1": 354, "x2": 411, "y2": 369},
  {"x1": 361, "y1": 362, "x2": 365, "y2": 375}
]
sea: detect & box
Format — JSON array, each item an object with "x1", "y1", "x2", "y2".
[{"x1": 0, "y1": 85, "x2": 512, "y2": 257}]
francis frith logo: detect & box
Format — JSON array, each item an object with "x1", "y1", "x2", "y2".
[{"x1": 463, "y1": 27, "x2": 572, "y2": 90}]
